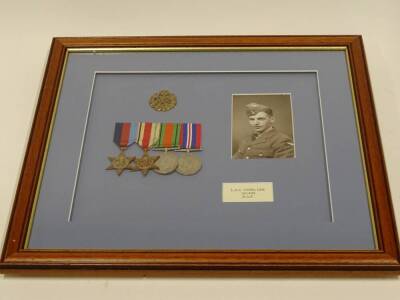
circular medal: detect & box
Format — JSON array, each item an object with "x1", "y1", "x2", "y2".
[
  {"x1": 149, "y1": 90, "x2": 177, "y2": 112},
  {"x1": 154, "y1": 152, "x2": 178, "y2": 175},
  {"x1": 176, "y1": 153, "x2": 202, "y2": 176}
]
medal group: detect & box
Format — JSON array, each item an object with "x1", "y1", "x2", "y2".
[{"x1": 106, "y1": 90, "x2": 203, "y2": 177}]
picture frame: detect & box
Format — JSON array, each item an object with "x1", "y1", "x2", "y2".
[{"x1": 1, "y1": 36, "x2": 399, "y2": 273}]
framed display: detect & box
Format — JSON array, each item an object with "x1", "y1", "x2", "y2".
[{"x1": 1, "y1": 36, "x2": 399, "y2": 273}]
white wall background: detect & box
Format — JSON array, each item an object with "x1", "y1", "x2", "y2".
[{"x1": 1, "y1": 0, "x2": 399, "y2": 298}]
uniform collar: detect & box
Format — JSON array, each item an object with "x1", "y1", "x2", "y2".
[{"x1": 251, "y1": 126, "x2": 275, "y2": 141}]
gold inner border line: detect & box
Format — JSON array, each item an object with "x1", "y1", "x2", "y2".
[
  {"x1": 344, "y1": 50, "x2": 379, "y2": 248},
  {"x1": 24, "y1": 51, "x2": 71, "y2": 249},
  {"x1": 24, "y1": 46, "x2": 377, "y2": 252},
  {"x1": 68, "y1": 46, "x2": 347, "y2": 53}
]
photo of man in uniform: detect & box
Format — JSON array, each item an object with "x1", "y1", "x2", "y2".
[{"x1": 232, "y1": 96, "x2": 295, "y2": 159}]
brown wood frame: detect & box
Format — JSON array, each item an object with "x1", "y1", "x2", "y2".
[{"x1": 0, "y1": 36, "x2": 399, "y2": 274}]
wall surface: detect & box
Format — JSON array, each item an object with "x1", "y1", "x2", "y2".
[{"x1": 1, "y1": 0, "x2": 400, "y2": 299}]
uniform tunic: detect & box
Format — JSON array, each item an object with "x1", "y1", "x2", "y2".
[{"x1": 233, "y1": 127, "x2": 294, "y2": 159}]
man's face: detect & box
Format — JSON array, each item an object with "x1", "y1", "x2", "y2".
[{"x1": 248, "y1": 111, "x2": 274, "y2": 134}]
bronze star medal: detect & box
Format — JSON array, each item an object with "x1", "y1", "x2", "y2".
[
  {"x1": 130, "y1": 149, "x2": 160, "y2": 176},
  {"x1": 107, "y1": 122, "x2": 139, "y2": 175},
  {"x1": 106, "y1": 152, "x2": 135, "y2": 176}
]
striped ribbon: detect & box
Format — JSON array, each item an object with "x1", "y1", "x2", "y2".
[
  {"x1": 179, "y1": 123, "x2": 202, "y2": 150},
  {"x1": 137, "y1": 122, "x2": 161, "y2": 150},
  {"x1": 113, "y1": 122, "x2": 138, "y2": 149},
  {"x1": 155, "y1": 123, "x2": 181, "y2": 149}
]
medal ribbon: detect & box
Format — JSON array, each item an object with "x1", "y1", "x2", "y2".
[
  {"x1": 179, "y1": 123, "x2": 202, "y2": 150},
  {"x1": 113, "y1": 122, "x2": 138, "y2": 149},
  {"x1": 156, "y1": 123, "x2": 181, "y2": 149},
  {"x1": 137, "y1": 122, "x2": 161, "y2": 150}
]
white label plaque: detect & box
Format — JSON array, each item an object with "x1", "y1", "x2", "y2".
[{"x1": 222, "y1": 182, "x2": 274, "y2": 203}]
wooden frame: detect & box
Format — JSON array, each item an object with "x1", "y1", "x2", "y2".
[{"x1": 1, "y1": 36, "x2": 399, "y2": 273}]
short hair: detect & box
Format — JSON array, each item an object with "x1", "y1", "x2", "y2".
[{"x1": 245, "y1": 102, "x2": 273, "y2": 117}]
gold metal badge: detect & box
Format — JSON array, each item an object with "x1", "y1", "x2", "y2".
[{"x1": 149, "y1": 90, "x2": 177, "y2": 112}]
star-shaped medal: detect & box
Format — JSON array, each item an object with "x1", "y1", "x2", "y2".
[
  {"x1": 106, "y1": 152, "x2": 135, "y2": 176},
  {"x1": 130, "y1": 149, "x2": 160, "y2": 176}
]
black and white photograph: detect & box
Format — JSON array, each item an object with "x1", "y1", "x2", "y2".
[{"x1": 232, "y1": 94, "x2": 295, "y2": 159}]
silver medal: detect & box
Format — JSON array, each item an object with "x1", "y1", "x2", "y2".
[
  {"x1": 176, "y1": 153, "x2": 202, "y2": 176},
  {"x1": 153, "y1": 152, "x2": 179, "y2": 175}
]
